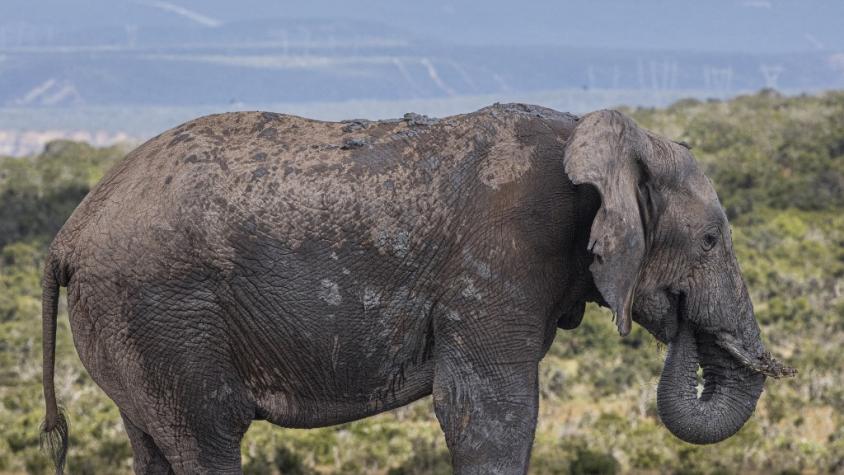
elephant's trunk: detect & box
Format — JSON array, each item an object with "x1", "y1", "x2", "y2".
[{"x1": 656, "y1": 322, "x2": 765, "y2": 444}]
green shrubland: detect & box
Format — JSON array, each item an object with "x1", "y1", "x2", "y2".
[{"x1": 1, "y1": 90, "x2": 842, "y2": 474}]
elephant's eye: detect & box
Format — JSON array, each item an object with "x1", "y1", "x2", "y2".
[{"x1": 702, "y1": 232, "x2": 719, "y2": 251}]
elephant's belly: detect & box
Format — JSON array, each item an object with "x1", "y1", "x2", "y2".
[
  {"x1": 245, "y1": 318, "x2": 437, "y2": 428},
  {"x1": 251, "y1": 351, "x2": 435, "y2": 429},
  {"x1": 231, "y1": 285, "x2": 439, "y2": 428}
]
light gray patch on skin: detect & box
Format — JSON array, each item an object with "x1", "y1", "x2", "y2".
[
  {"x1": 463, "y1": 249, "x2": 492, "y2": 279},
  {"x1": 330, "y1": 251, "x2": 339, "y2": 260},
  {"x1": 476, "y1": 261, "x2": 491, "y2": 279},
  {"x1": 375, "y1": 229, "x2": 411, "y2": 258},
  {"x1": 319, "y1": 279, "x2": 342, "y2": 305},
  {"x1": 393, "y1": 230, "x2": 410, "y2": 258},
  {"x1": 479, "y1": 140, "x2": 534, "y2": 189},
  {"x1": 447, "y1": 309, "x2": 462, "y2": 322},
  {"x1": 461, "y1": 277, "x2": 483, "y2": 301},
  {"x1": 362, "y1": 287, "x2": 380, "y2": 311},
  {"x1": 342, "y1": 268, "x2": 351, "y2": 275},
  {"x1": 331, "y1": 335, "x2": 340, "y2": 370}
]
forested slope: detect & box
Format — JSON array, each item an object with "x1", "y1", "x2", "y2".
[{"x1": 0, "y1": 90, "x2": 842, "y2": 474}]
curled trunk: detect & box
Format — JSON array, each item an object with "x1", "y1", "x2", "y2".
[{"x1": 657, "y1": 323, "x2": 765, "y2": 444}]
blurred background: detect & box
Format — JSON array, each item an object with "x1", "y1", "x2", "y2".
[
  {"x1": 2, "y1": 0, "x2": 844, "y2": 155},
  {"x1": 0, "y1": 1, "x2": 843, "y2": 474}
]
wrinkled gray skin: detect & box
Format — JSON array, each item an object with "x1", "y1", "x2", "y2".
[{"x1": 40, "y1": 105, "x2": 793, "y2": 475}]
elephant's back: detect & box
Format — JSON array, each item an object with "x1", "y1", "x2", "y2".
[
  {"x1": 53, "y1": 104, "x2": 576, "y2": 282},
  {"x1": 93, "y1": 109, "x2": 445, "y2": 210},
  {"x1": 52, "y1": 110, "x2": 461, "y2": 277}
]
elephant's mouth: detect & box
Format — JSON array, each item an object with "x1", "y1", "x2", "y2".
[
  {"x1": 657, "y1": 290, "x2": 794, "y2": 378},
  {"x1": 672, "y1": 291, "x2": 795, "y2": 379}
]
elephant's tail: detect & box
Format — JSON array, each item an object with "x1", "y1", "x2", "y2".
[{"x1": 40, "y1": 253, "x2": 69, "y2": 475}]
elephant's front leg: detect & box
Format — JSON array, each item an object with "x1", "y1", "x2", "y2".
[{"x1": 432, "y1": 314, "x2": 542, "y2": 475}]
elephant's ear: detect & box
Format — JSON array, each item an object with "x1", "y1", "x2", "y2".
[{"x1": 564, "y1": 110, "x2": 654, "y2": 336}]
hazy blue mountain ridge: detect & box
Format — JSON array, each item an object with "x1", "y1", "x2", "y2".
[
  {"x1": 1, "y1": 16, "x2": 841, "y2": 107},
  {"x1": 0, "y1": 1, "x2": 842, "y2": 155}
]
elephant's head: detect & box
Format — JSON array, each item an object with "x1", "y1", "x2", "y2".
[{"x1": 564, "y1": 110, "x2": 795, "y2": 445}]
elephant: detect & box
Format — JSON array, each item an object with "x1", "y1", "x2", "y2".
[{"x1": 39, "y1": 103, "x2": 794, "y2": 474}]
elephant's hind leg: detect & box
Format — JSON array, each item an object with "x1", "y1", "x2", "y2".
[
  {"x1": 122, "y1": 364, "x2": 255, "y2": 474},
  {"x1": 126, "y1": 377, "x2": 254, "y2": 474},
  {"x1": 121, "y1": 412, "x2": 173, "y2": 475},
  {"x1": 114, "y1": 286, "x2": 255, "y2": 472}
]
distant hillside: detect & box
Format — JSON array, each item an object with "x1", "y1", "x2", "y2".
[
  {"x1": 1, "y1": 0, "x2": 843, "y2": 155},
  {"x1": 3, "y1": 0, "x2": 844, "y2": 53},
  {"x1": 1, "y1": 17, "x2": 842, "y2": 108}
]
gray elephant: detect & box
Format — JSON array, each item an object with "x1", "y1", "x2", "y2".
[{"x1": 39, "y1": 104, "x2": 793, "y2": 474}]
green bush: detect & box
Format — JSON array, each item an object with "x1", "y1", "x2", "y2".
[{"x1": 569, "y1": 448, "x2": 619, "y2": 475}]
